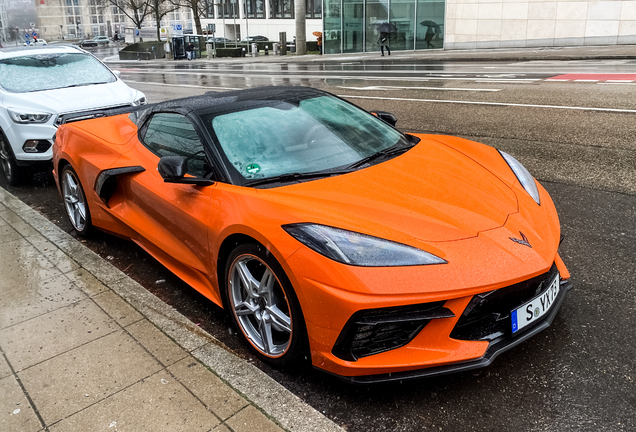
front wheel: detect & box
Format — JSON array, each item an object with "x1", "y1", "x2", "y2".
[
  {"x1": 225, "y1": 243, "x2": 307, "y2": 368},
  {"x1": 61, "y1": 165, "x2": 92, "y2": 236},
  {"x1": 0, "y1": 133, "x2": 24, "y2": 186}
]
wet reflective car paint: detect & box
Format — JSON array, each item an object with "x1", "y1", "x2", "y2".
[{"x1": 52, "y1": 95, "x2": 569, "y2": 379}]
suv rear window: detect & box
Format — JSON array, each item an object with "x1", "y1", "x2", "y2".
[{"x1": 0, "y1": 52, "x2": 116, "y2": 93}]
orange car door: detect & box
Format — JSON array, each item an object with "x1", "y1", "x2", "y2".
[{"x1": 120, "y1": 112, "x2": 217, "y2": 297}]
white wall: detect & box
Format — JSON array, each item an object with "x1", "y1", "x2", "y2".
[{"x1": 445, "y1": 0, "x2": 636, "y2": 49}]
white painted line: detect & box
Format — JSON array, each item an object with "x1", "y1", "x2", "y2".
[
  {"x1": 475, "y1": 80, "x2": 534, "y2": 84},
  {"x1": 338, "y1": 94, "x2": 636, "y2": 114},
  {"x1": 338, "y1": 85, "x2": 501, "y2": 92},
  {"x1": 598, "y1": 82, "x2": 636, "y2": 86},
  {"x1": 546, "y1": 79, "x2": 570, "y2": 81},
  {"x1": 124, "y1": 80, "x2": 241, "y2": 90},
  {"x1": 573, "y1": 80, "x2": 599, "y2": 82},
  {"x1": 119, "y1": 69, "x2": 541, "y2": 83},
  {"x1": 606, "y1": 80, "x2": 634, "y2": 83}
]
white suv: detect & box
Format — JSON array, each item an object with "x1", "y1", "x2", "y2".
[{"x1": 0, "y1": 45, "x2": 146, "y2": 185}]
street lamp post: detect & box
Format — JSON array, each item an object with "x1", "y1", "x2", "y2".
[
  {"x1": 243, "y1": 0, "x2": 249, "y2": 54},
  {"x1": 215, "y1": 0, "x2": 226, "y2": 48},
  {"x1": 232, "y1": 0, "x2": 237, "y2": 46}
]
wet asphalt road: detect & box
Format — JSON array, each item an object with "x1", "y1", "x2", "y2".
[{"x1": 2, "y1": 56, "x2": 634, "y2": 431}]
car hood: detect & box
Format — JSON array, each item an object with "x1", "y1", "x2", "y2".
[
  {"x1": 256, "y1": 138, "x2": 519, "y2": 243},
  {"x1": 3, "y1": 80, "x2": 139, "y2": 115}
]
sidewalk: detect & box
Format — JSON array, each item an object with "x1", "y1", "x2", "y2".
[
  {"x1": 0, "y1": 186, "x2": 342, "y2": 432},
  {"x1": 104, "y1": 43, "x2": 636, "y2": 65}
]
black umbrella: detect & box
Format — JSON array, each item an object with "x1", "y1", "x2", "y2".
[
  {"x1": 420, "y1": 20, "x2": 440, "y2": 28},
  {"x1": 376, "y1": 22, "x2": 398, "y2": 33}
]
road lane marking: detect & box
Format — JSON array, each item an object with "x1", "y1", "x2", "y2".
[
  {"x1": 547, "y1": 73, "x2": 636, "y2": 82},
  {"x1": 338, "y1": 95, "x2": 636, "y2": 113},
  {"x1": 118, "y1": 69, "x2": 540, "y2": 83},
  {"x1": 338, "y1": 85, "x2": 501, "y2": 92}
]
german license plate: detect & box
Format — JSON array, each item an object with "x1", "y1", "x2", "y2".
[{"x1": 511, "y1": 275, "x2": 560, "y2": 334}]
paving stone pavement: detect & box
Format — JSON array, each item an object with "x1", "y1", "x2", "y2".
[{"x1": 0, "y1": 186, "x2": 343, "y2": 432}]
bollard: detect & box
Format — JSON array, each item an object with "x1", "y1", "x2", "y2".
[
  {"x1": 251, "y1": 42, "x2": 257, "y2": 57},
  {"x1": 265, "y1": 45, "x2": 269, "y2": 55}
]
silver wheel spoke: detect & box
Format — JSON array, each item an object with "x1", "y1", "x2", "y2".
[
  {"x1": 266, "y1": 305, "x2": 292, "y2": 334},
  {"x1": 258, "y1": 318, "x2": 274, "y2": 354},
  {"x1": 234, "y1": 300, "x2": 258, "y2": 317},
  {"x1": 258, "y1": 268, "x2": 276, "y2": 302},
  {"x1": 235, "y1": 260, "x2": 260, "y2": 297}
]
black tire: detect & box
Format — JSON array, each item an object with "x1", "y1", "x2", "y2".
[
  {"x1": 0, "y1": 132, "x2": 24, "y2": 186},
  {"x1": 225, "y1": 242, "x2": 308, "y2": 368},
  {"x1": 60, "y1": 165, "x2": 92, "y2": 237}
]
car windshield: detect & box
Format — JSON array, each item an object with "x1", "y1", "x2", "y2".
[
  {"x1": 204, "y1": 95, "x2": 407, "y2": 182},
  {"x1": 0, "y1": 53, "x2": 115, "y2": 93}
]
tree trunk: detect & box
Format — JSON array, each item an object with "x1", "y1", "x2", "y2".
[
  {"x1": 294, "y1": 0, "x2": 306, "y2": 55},
  {"x1": 155, "y1": 0, "x2": 161, "y2": 40},
  {"x1": 193, "y1": 3, "x2": 203, "y2": 35}
]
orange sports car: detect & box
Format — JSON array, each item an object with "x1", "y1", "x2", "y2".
[{"x1": 53, "y1": 87, "x2": 571, "y2": 383}]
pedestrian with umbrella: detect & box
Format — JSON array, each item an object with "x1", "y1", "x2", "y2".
[
  {"x1": 421, "y1": 20, "x2": 440, "y2": 49},
  {"x1": 376, "y1": 22, "x2": 397, "y2": 56},
  {"x1": 313, "y1": 31, "x2": 322, "y2": 54}
]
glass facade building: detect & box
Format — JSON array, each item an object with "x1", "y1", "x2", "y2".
[{"x1": 323, "y1": 0, "x2": 445, "y2": 54}]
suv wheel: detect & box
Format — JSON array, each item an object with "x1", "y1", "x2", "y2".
[{"x1": 0, "y1": 132, "x2": 23, "y2": 186}]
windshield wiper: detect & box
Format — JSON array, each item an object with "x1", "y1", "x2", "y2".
[
  {"x1": 59, "y1": 82, "x2": 109, "y2": 89},
  {"x1": 245, "y1": 169, "x2": 351, "y2": 187},
  {"x1": 346, "y1": 142, "x2": 412, "y2": 170}
]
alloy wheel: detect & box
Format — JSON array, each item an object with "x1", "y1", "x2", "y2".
[
  {"x1": 0, "y1": 137, "x2": 14, "y2": 180},
  {"x1": 62, "y1": 169, "x2": 87, "y2": 232},
  {"x1": 228, "y1": 254, "x2": 293, "y2": 358}
]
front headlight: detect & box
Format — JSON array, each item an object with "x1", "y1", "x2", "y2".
[
  {"x1": 499, "y1": 151, "x2": 541, "y2": 205},
  {"x1": 8, "y1": 109, "x2": 52, "y2": 124},
  {"x1": 133, "y1": 95, "x2": 147, "y2": 106},
  {"x1": 283, "y1": 223, "x2": 447, "y2": 267}
]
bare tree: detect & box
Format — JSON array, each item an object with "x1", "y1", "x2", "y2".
[
  {"x1": 177, "y1": 0, "x2": 209, "y2": 36},
  {"x1": 102, "y1": 0, "x2": 152, "y2": 36},
  {"x1": 148, "y1": 0, "x2": 181, "y2": 40}
]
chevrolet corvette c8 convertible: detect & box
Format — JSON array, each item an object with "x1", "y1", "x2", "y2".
[{"x1": 53, "y1": 86, "x2": 571, "y2": 383}]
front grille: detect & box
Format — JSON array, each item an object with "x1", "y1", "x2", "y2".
[
  {"x1": 332, "y1": 302, "x2": 455, "y2": 361},
  {"x1": 450, "y1": 264, "x2": 559, "y2": 341}
]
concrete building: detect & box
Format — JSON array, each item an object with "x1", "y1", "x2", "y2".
[
  {"x1": 200, "y1": 0, "x2": 323, "y2": 43},
  {"x1": 445, "y1": 0, "x2": 636, "y2": 49},
  {"x1": 35, "y1": 0, "x2": 131, "y2": 40},
  {"x1": 34, "y1": 0, "x2": 636, "y2": 49},
  {"x1": 324, "y1": 0, "x2": 636, "y2": 53}
]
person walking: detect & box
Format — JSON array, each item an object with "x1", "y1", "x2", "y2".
[
  {"x1": 425, "y1": 26, "x2": 435, "y2": 49},
  {"x1": 185, "y1": 42, "x2": 195, "y2": 60},
  {"x1": 378, "y1": 31, "x2": 390, "y2": 56}
]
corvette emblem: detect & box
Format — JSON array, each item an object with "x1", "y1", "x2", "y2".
[{"x1": 510, "y1": 231, "x2": 532, "y2": 248}]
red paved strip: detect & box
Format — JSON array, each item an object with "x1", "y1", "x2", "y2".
[{"x1": 547, "y1": 73, "x2": 636, "y2": 81}]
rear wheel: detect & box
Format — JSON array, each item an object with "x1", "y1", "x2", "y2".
[
  {"x1": 61, "y1": 165, "x2": 92, "y2": 236},
  {"x1": 225, "y1": 243, "x2": 307, "y2": 368},
  {"x1": 0, "y1": 133, "x2": 24, "y2": 186}
]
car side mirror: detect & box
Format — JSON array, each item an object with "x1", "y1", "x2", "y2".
[
  {"x1": 113, "y1": 70, "x2": 121, "y2": 78},
  {"x1": 158, "y1": 156, "x2": 214, "y2": 186},
  {"x1": 370, "y1": 111, "x2": 398, "y2": 128}
]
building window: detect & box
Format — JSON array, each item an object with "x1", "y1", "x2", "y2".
[
  {"x1": 270, "y1": 0, "x2": 293, "y2": 18},
  {"x1": 220, "y1": 0, "x2": 238, "y2": 18},
  {"x1": 246, "y1": 0, "x2": 265, "y2": 18},
  {"x1": 306, "y1": 0, "x2": 321, "y2": 19}
]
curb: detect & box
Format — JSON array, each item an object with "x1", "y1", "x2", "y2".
[{"x1": 0, "y1": 186, "x2": 344, "y2": 432}]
